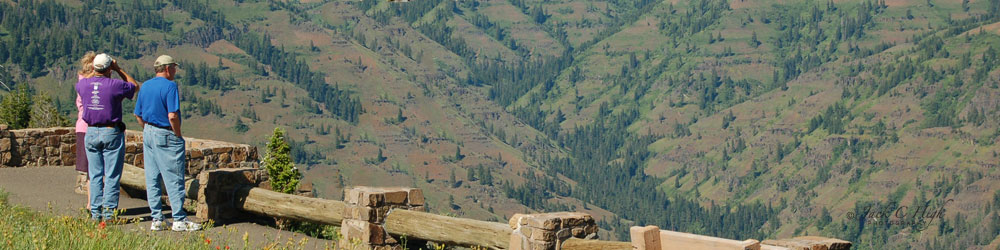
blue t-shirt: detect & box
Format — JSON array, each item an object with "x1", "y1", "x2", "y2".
[
  {"x1": 76, "y1": 77, "x2": 135, "y2": 126},
  {"x1": 133, "y1": 77, "x2": 180, "y2": 128}
]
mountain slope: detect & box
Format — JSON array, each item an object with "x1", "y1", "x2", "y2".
[{"x1": 2, "y1": 0, "x2": 1000, "y2": 247}]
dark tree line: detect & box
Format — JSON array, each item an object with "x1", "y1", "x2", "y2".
[
  {"x1": 511, "y1": 102, "x2": 781, "y2": 240},
  {"x1": 0, "y1": 0, "x2": 168, "y2": 77},
  {"x1": 180, "y1": 90, "x2": 223, "y2": 118},
  {"x1": 169, "y1": 0, "x2": 228, "y2": 29},
  {"x1": 180, "y1": 0, "x2": 366, "y2": 124},
  {"x1": 657, "y1": 0, "x2": 730, "y2": 36},
  {"x1": 178, "y1": 61, "x2": 238, "y2": 91},
  {"x1": 464, "y1": 12, "x2": 527, "y2": 55},
  {"x1": 476, "y1": 51, "x2": 573, "y2": 106},
  {"x1": 808, "y1": 102, "x2": 851, "y2": 134},
  {"x1": 233, "y1": 33, "x2": 364, "y2": 124},
  {"x1": 361, "y1": 0, "x2": 444, "y2": 25}
]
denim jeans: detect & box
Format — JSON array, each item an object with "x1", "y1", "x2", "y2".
[
  {"x1": 143, "y1": 124, "x2": 188, "y2": 222},
  {"x1": 85, "y1": 126, "x2": 125, "y2": 220}
]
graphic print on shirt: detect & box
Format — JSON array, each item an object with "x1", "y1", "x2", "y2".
[{"x1": 88, "y1": 82, "x2": 105, "y2": 111}]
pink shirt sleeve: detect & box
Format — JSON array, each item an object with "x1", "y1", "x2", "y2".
[{"x1": 75, "y1": 75, "x2": 88, "y2": 132}]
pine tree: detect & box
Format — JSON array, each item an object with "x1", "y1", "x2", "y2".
[
  {"x1": 232, "y1": 118, "x2": 250, "y2": 133},
  {"x1": 480, "y1": 164, "x2": 493, "y2": 186},
  {"x1": 0, "y1": 85, "x2": 32, "y2": 129},
  {"x1": 990, "y1": 212, "x2": 1000, "y2": 236},
  {"x1": 454, "y1": 146, "x2": 463, "y2": 160},
  {"x1": 819, "y1": 207, "x2": 832, "y2": 229},
  {"x1": 27, "y1": 93, "x2": 67, "y2": 128},
  {"x1": 467, "y1": 167, "x2": 476, "y2": 181},
  {"x1": 0, "y1": 41, "x2": 8, "y2": 63},
  {"x1": 377, "y1": 148, "x2": 386, "y2": 163},
  {"x1": 334, "y1": 127, "x2": 344, "y2": 149},
  {"x1": 263, "y1": 127, "x2": 301, "y2": 194}
]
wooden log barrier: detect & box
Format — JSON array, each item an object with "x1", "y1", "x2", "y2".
[
  {"x1": 125, "y1": 166, "x2": 347, "y2": 226},
  {"x1": 762, "y1": 236, "x2": 852, "y2": 250},
  {"x1": 110, "y1": 151, "x2": 849, "y2": 250},
  {"x1": 382, "y1": 209, "x2": 512, "y2": 249},
  {"x1": 235, "y1": 186, "x2": 346, "y2": 226},
  {"x1": 659, "y1": 230, "x2": 761, "y2": 250},
  {"x1": 561, "y1": 238, "x2": 631, "y2": 250}
]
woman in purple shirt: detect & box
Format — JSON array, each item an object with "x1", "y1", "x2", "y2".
[{"x1": 75, "y1": 53, "x2": 140, "y2": 221}]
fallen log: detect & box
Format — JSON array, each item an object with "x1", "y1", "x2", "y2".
[
  {"x1": 234, "y1": 186, "x2": 346, "y2": 226},
  {"x1": 561, "y1": 238, "x2": 632, "y2": 250},
  {"x1": 382, "y1": 209, "x2": 511, "y2": 249}
]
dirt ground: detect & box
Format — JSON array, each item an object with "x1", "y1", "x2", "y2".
[{"x1": 0, "y1": 166, "x2": 333, "y2": 249}]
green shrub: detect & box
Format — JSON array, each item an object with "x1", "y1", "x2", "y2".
[
  {"x1": 0, "y1": 85, "x2": 31, "y2": 129},
  {"x1": 263, "y1": 127, "x2": 301, "y2": 194},
  {"x1": 28, "y1": 93, "x2": 69, "y2": 128}
]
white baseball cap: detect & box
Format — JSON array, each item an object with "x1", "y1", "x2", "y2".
[{"x1": 93, "y1": 53, "x2": 113, "y2": 71}]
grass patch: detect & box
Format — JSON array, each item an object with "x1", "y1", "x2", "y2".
[
  {"x1": 0, "y1": 189, "x2": 210, "y2": 249},
  {"x1": 0, "y1": 188, "x2": 352, "y2": 249}
]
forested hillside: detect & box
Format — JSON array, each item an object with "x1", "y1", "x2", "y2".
[{"x1": 2, "y1": 0, "x2": 1000, "y2": 248}]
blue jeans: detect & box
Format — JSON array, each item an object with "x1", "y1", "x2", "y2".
[
  {"x1": 143, "y1": 124, "x2": 188, "y2": 222},
  {"x1": 86, "y1": 126, "x2": 125, "y2": 220}
]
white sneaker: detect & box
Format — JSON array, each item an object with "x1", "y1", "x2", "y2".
[
  {"x1": 171, "y1": 220, "x2": 202, "y2": 232},
  {"x1": 150, "y1": 220, "x2": 167, "y2": 231}
]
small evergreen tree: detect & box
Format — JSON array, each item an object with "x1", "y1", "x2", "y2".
[
  {"x1": 28, "y1": 93, "x2": 68, "y2": 128},
  {"x1": 334, "y1": 127, "x2": 344, "y2": 149},
  {"x1": 467, "y1": 167, "x2": 476, "y2": 181},
  {"x1": 0, "y1": 85, "x2": 32, "y2": 129},
  {"x1": 232, "y1": 118, "x2": 250, "y2": 133},
  {"x1": 376, "y1": 148, "x2": 386, "y2": 163},
  {"x1": 263, "y1": 127, "x2": 301, "y2": 194}
]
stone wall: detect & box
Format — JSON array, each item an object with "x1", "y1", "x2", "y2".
[
  {"x1": 0, "y1": 125, "x2": 76, "y2": 167},
  {"x1": 0, "y1": 125, "x2": 259, "y2": 178}
]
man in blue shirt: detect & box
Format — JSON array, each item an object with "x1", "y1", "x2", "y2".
[{"x1": 133, "y1": 55, "x2": 200, "y2": 232}]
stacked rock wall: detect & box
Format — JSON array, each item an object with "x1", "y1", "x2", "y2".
[
  {"x1": 341, "y1": 187, "x2": 426, "y2": 249},
  {"x1": 0, "y1": 126, "x2": 259, "y2": 178},
  {"x1": 509, "y1": 212, "x2": 599, "y2": 250},
  {"x1": 0, "y1": 126, "x2": 76, "y2": 167}
]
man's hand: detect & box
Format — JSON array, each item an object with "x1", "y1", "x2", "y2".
[
  {"x1": 110, "y1": 59, "x2": 120, "y2": 71},
  {"x1": 110, "y1": 60, "x2": 139, "y2": 98},
  {"x1": 168, "y1": 112, "x2": 183, "y2": 138},
  {"x1": 135, "y1": 114, "x2": 146, "y2": 128}
]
